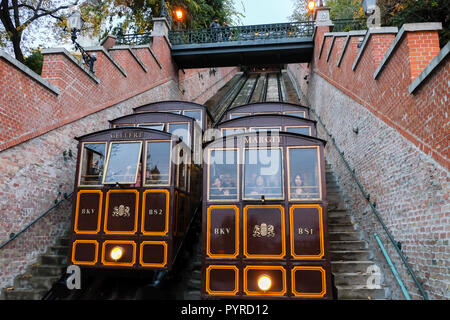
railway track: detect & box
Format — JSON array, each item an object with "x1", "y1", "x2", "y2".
[{"x1": 41, "y1": 69, "x2": 296, "y2": 301}]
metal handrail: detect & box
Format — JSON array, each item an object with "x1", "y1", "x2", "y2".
[
  {"x1": 0, "y1": 192, "x2": 74, "y2": 250},
  {"x1": 168, "y1": 21, "x2": 315, "y2": 45},
  {"x1": 331, "y1": 18, "x2": 368, "y2": 32},
  {"x1": 287, "y1": 69, "x2": 428, "y2": 300}
]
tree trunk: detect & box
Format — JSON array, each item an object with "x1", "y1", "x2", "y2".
[{"x1": 11, "y1": 31, "x2": 24, "y2": 63}]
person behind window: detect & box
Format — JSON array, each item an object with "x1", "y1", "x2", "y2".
[
  {"x1": 249, "y1": 175, "x2": 266, "y2": 196},
  {"x1": 267, "y1": 174, "x2": 281, "y2": 197},
  {"x1": 292, "y1": 173, "x2": 305, "y2": 197},
  {"x1": 221, "y1": 173, "x2": 236, "y2": 196},
  {"x1": 210, "y1": 176, "x2": 223, "y2": 196}
]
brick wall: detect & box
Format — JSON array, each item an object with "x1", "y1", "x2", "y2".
[
  {"x1": 288, "y1": 22, "x2": 449, "y2": 299},
  {"x1": 0, "y1": 30, "x2": 238, "y2": 290}
]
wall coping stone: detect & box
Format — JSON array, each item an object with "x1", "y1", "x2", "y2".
[
  {"x1": 109, "y1": 45, "x2": 148, "y2": 73},
  {"x1": 41, "y1": 47, "x2": 100, "y2": 84},
  {"x1": 0, "y1": 50, "x2": 60, "y2": 95},
  {"x1": 352, "y1": 27, "x2": 398, "y2": 71},
  {"x1": 373, "y1": 22, "x2": 443, "y2": 80},
  {"x1": 84, "y1": 46, "x2": 128, "y2": 77}
]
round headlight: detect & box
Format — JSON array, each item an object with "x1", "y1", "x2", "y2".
[
  {"x1": 110, "y1": 246, "x2": 124, "y2": 261},
  {"x1": 257, "y1": 275, "x2": 272, "y2": 292}
]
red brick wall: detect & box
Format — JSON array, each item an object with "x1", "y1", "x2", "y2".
[
  {"x1": 0, "y1": 34, "x2": 238, "y2": 291},
  {"x1": 288, "y1": 23, "x2": 449, "y2": 300}
]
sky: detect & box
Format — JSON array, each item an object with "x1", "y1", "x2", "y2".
[{"x1": 233, "y1": 0, "x2": 296, "y2": 25}]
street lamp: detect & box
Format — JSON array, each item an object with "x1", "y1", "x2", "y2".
[
  {"x1": 67, "y1": 9, "x2": 96, "y2": 73},
  {"x1": 174, "y1": 8, "x2": 184, "y2": 31},
  {"x1": 362, "y1": 0, "x2": 377, "y2": 14}
]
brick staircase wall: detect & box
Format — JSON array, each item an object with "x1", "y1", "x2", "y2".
[
  {"x1": 287, "y1": 20, "x2": 449, "y2": 299},
  {"x1": 0, "y1": 18, "x2": 238, "y2": 291}
]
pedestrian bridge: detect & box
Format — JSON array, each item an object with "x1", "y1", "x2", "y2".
[{"x1": 117, "y1": 21, "x2": 315, "y2": 69}]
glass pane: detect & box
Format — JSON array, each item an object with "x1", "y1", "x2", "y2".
[
  {"x1": 145, "y1": 141, "x2": 171, "y2": 185},
  {"x1": 284, "y1": 111, "x2": 305, "y2": 118},
  {"x1": 138, "y1": 124, "x2": 164, "y2": 131},
  {"x1": 167, "y1": 110, "x2": 181, "y2": 114},
  {"x1": 208, "y1": 150, "x2": 238, "y2": 201},
  {"x1": 244, "y1": 148, "x2": 283, "y2": 199},
  {"x1": 79, "y1": 143, "x2": 106, "y2": 185},
  {"x1": 289, "y1": 148, "x2": 320, "y2": 200},
  {"x1": 178, "y1": 148, "x2": 186, "y2": 190},
  {"x1": 285, "y1": 127, "x2": 310, "y2": 136},
  {"x1": 168, "y1": 123, "x2": 190, "y2": 148},
  {"x1": 230, "y1": 113, "x2": 250, "y2": 119},
  {"x1": 222, "y1": 128, "x2": 245, "y2": 137},
  {"x1": 103, "y1": 142, "x2": 142, "y2": 184},
  {"x1": 114, "y1": 124, "x2": 135, "y2": 128},
  {"x1": 249, "y1": 127, "x2": 281, "y2": 133},
  {"x1": 183, "y1": 110, "x2": 202, "y2": 128}
]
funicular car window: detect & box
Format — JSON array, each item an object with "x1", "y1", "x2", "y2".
[
  {"x1": 145, "y1": 141, "x2": 171, "y2": 186},
  {"x1": 230, "y1": 113, "x2": 250, "y2": 119},
  {"x1": 243, "y1": 148, "x2": 283, "y2": 199},
  {"x1": 177, "y1": 146, "x2": 187, "y2": 190},
  {"x1": 288, "y1": 147, "x2": 321, "y2": 200},
  {"x1": 113, "y1": 124, "x2": 136, "y2": 128},
  {"x1": 79, "y1": 142, "x2": 106, "y2": 186},
  {"x1": 285, "y1": 126, "x2": 311, "y2": 136},
  {"x1": 249, "y1": 127, "x2": 281, "y2": 133},
  {"x1": 138, "y1": 123, "x2": 165, "y2": 131},
  {"x1": 208, "y1": 149, "x2": 238, "y2": 201},
  {"x1": 168, "y1": 123, "x2": 190, "y2": 148},
  {"x1": 103, "y1": 142, "x2": 142, "y2": 184},
  {"x1": 183, "y1": 110, "x2": 202, "y2": 128},
  {"x1": 284, "y1": 111, "x2": 306, "y2": 118},
  {"x1": 222, "y1": 128, "x2": 246, "y2": 137}
]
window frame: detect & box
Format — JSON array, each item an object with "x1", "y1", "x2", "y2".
[
  {"x1": 143, "y1": 140, "x2": 172, "y2": 187},
  {"x1": 167, "y1": 121, "x2": 191, "y2": 148},
  {"x1": 286, "y1": 146, "x2": 322, "y2": 201},
  {"x1": 221, "y1": 127, "x2": 247, "y2": 137},
  {"x1": 207, "y1": 147, "x2": 240, "y2": 202},
  {"x1": 284, "y1": 126, "x2": 312, "y2": 136},
  {"x1": 78, "y1": 141, "x2": 107, "y2": 187},
  {"x1": 283, "y1": 111, "x2": 306, "y2": 118},
  {"x1": 102, "y1": 141, "x2": 143, "y2": 185},
  {"x1": 183, "y1": 109, "x2": 203, "y2": 129},
  {"x1": 137, "y1": 123, "x2": 165, "y2": 131}
]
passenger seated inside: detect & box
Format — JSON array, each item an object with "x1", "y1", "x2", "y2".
[
  {"x1": 292, "y1": 173, "x2": 305, "y2": 197},
  {"x1": 208, "y1": 150, "x2": 238, "y2": 200},
  {"x1": 248, "y1": 175, "x2": 266, "y2": 195}
]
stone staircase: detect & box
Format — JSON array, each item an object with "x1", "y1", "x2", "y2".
[
  {"x1": 325, "y1": 162, "x2": 391, "y2": 300},
  {"x1": 1, "y1": 234, "x2": 70, "y2": 300}
]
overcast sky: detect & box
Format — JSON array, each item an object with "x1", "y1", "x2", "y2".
[{"x1": 233, "y1": 0, "x2": 295, "y2": 25}]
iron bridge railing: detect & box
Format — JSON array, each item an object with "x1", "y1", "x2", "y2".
[{"x1": 168, "y1": 21, "x2": 315, "y2": 45}]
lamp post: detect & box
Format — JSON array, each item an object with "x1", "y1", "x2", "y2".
[{"x1": 67, "y1": 10, "x2": 96, "y2": 73}]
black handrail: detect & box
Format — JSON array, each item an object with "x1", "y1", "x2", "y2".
[
  {"x1": 0, "y1": 192, "x2": 74, "y2": 250},
  {"x1": 287, "y1": 69, "x2": 428, "y2": 300}
]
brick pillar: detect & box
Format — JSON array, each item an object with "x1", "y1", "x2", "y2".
[{"x1": 403, "y1": 24, "x2": 442, "y2": 82}]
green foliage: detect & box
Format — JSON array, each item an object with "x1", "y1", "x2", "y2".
[
  {"x1": 24, "y1": 48, "x2": 44, "y2": 75},
  {"x1": 378, "y1": 0, "x2": 449, "y2": 47}
]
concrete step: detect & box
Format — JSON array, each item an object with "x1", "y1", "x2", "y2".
[
  {"x1": 328, "y1": 223, "x2": 355, "y2": 232},
  {"x1": 330, "y1": 240, "x2": 368, "y2": 251},
  {"x1": 327, "y1": 201, "x2": 347, "y2": 211},
  {"x1": 39, "y1": 254, "x2": 67, "y2": 266},
  {"x1": 328, "y1": 215, "x2": 352, "y2": 225},
  {"x1": 333, "y1": 272, "x2": 376, "y2": 286},
  {"x1": 336, "y1": 285, "x2": 389, "y2": 300},
  {"x1": 31, "y1": 265, "x2": 64, "y2": 277},
  {"x1": 330, "y1": 250, "x2": 373, "y2": 261},
  {"x1": 14, "y1": 275, "x2": 59, "y2": 290},
  {"x1": 331, "y1": 261, "x2": 375, "y2": 273},
  {"x1": 184, "y1": 290, "x2": 201, "y2": 300},
  {"x1": 329, "y1": 232, "x2": 360, "y2": 241},
  {"x1": 191, "y1": 269, "x2": 201, "y2": 281},
  {"x1": 49, "y1": 245, "x2": 69, "y2": 256},
  {"x1": 187, "y1": 278, "x2": 201, "y2": 290},
  {"x1": 2, "y1": 288, "x2": 47, "y2": 300}
]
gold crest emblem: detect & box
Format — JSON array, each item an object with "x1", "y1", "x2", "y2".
[
  {"x1": 253, "y1": 223, "x2": 275, "y2": 238},
  {"x1": 112, "y1": 204, "x2": 131, "y2": 217}
]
